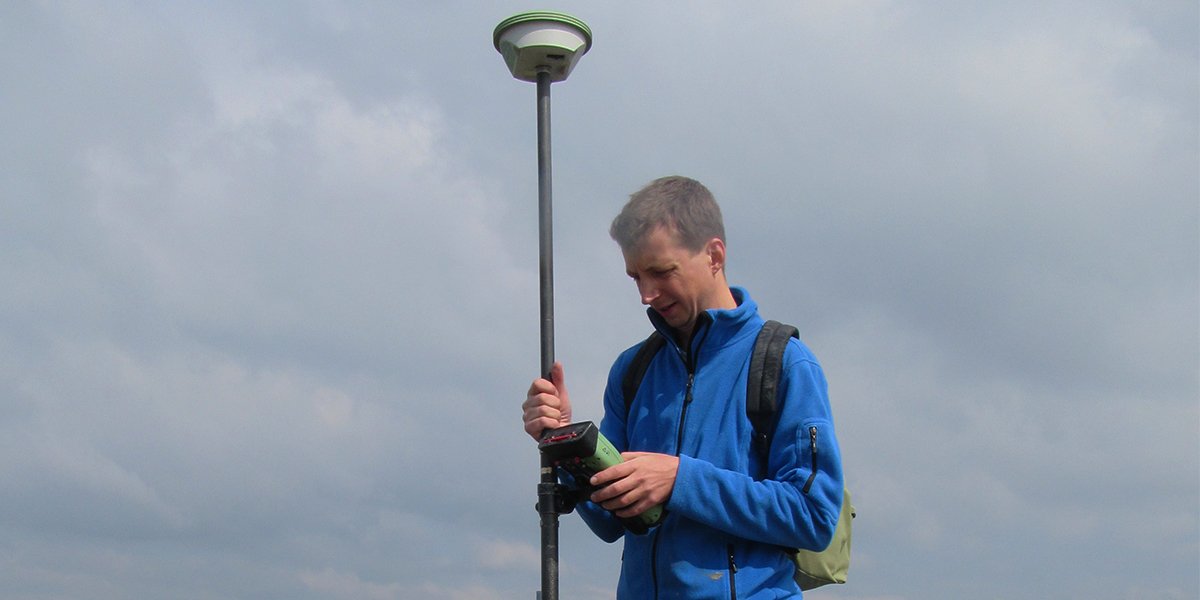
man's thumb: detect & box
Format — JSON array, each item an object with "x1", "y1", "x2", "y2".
[{"x1": 549, "y1": 362, "x2": 568, "y2": 396}]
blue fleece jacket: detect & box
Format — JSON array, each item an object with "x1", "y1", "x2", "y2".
[{"x1": 575, "y1": 287, "x2": 843, "y2": 599}]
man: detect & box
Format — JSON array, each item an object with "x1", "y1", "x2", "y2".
[{"x1": 522, "y1": 176, "x2": 843, "y2": 599}]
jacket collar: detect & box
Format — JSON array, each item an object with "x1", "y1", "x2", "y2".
[{"x1": 647, "y1": 286, "x2": 763, "y2": 359}]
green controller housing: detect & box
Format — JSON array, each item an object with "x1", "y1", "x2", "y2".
[{"x1": 538, "y1": 421, "x2": 667, "y2": 535}]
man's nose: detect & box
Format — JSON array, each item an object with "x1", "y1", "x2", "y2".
[{"x1": 638, "y1": 281, "x2": 657, "y2": 305}]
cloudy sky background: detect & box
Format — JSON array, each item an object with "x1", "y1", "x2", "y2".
[{"x1": 1, "y1": 1, "x2": 1196, "y2": 599}]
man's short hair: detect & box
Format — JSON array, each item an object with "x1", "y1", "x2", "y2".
[{"x1": 610, "y1": 176, "x2": 726, "y2": 252}]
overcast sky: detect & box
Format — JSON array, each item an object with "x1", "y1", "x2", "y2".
[{"x1": 1, "y1": 1, "x2": 1196, "y2": 599}]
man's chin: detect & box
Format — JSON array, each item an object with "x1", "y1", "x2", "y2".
[{"x1": 657, "y1": 310, "x2": 692, "y2": 332}]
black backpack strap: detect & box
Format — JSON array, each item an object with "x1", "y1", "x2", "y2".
[
  {"x1": 746, "y1": 320, "x2": 800, "y2": 460},
  {"x1": 621, "y1": 331, "x2": 668, "y2": 419}
]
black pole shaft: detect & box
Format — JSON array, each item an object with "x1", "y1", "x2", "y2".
[
  {"x1": 537, "y1": 78, "x2": 554, "y2": 377},
  {"x1": 535, "y1": 69, "x2": 559, "y2": 600}
]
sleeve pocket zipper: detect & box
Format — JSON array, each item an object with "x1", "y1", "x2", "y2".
[{"x1": 802, "y1": 426, "x2": 818, "y2": 494}]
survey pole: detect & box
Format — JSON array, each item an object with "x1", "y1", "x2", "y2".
[{"x1": 493, "y1": 12, "x2": 592, "y2": 600}]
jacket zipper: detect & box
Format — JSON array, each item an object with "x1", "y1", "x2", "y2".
[
  {"x1": 656, "y1": 369, "x2": 694, "y2": 600},
  {"x1": 652, "y1": 317, "x2": 711, "y2": 600},
  {"x1": 727, "y1": 544, "x2": 738, "y2": 600},
  {"x1": 674, "y1": 319, "x2": 711, "y2": 455},
  {"x1": 650, "y1": 527, "x2": 663, "y2": 600},
  {"x1": 675, "y1": 373, "x2": 695, "y2": 453},
  {"x1": 802, "y1": 426, "x2": 818, "y2": 494}
]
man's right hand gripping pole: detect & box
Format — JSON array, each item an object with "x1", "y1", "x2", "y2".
[{"x1": 523, "y1": 361, "x2": 573, "y2": 442}]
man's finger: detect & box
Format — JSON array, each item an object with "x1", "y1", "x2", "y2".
[
  {"x1": 589, "y1": 461, "x2": 632, "y2": 487},
  {"x1": 522, "y1": 403, "x2": 558, "y2": 421},
  {"x1": 595, "y1": 486, "x2": 638, "y2": 511},
  {"x1": 527, "y1": 377, "x2": 557, "y2": 397},
  {"x1": 614, "y1": 500, "x2": 648, "y2": 518}
]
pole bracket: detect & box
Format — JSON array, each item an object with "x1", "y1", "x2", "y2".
[{"x1": 537, "y1": 481, "x2": 583, "y2": 516}]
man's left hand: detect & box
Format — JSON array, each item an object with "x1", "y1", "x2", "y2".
[{"x1": 588, "y1": 452, "x2": 679, "y2": 518}]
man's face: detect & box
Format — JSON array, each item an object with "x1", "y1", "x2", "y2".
[{"x1": 622, "y1": 225, "x2": 725, "y2": 336}]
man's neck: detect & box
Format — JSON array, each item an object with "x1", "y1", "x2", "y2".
[
  {"x1": 706, "y1": 280, "x2": 738, "y2": 312},
  {"x1": 677, "y1": 284, "x2": 737, "y2": 340}
]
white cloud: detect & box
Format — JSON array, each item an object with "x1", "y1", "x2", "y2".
[
  {"x1": 472, "y1": 536, "x2": 539, "y2": 571},
  {"x1": 298, "y1": 567, "x2": 512, "y2": 600}
]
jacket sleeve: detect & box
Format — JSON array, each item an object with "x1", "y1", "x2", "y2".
[
  {"x1": 570, "y1": 347, "x2": 639, "y2": 544},
  {"x1": 667, "y1": 345, "x2": 844, "y2": 551}
]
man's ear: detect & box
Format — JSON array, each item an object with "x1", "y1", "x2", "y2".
[{"x1": 705, "y1": 238, "x2": 726, "y2": 274}]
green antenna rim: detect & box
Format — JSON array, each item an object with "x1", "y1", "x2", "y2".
[{"x1": 493, "y1": 11, "x2": 593, "y2": 53}]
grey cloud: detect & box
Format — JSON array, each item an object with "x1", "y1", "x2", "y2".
[{"x1": 0, "y1": 1, "x2": 1194, "y2": 600}]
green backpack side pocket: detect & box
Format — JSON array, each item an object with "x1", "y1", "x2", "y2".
[{"x1": 792, "y1": 488, "x2": 854, "y2": 590}]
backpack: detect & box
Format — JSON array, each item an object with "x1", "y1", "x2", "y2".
[{"x1": 620, "y1": 320, "x2": 854, "y2": 591}]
